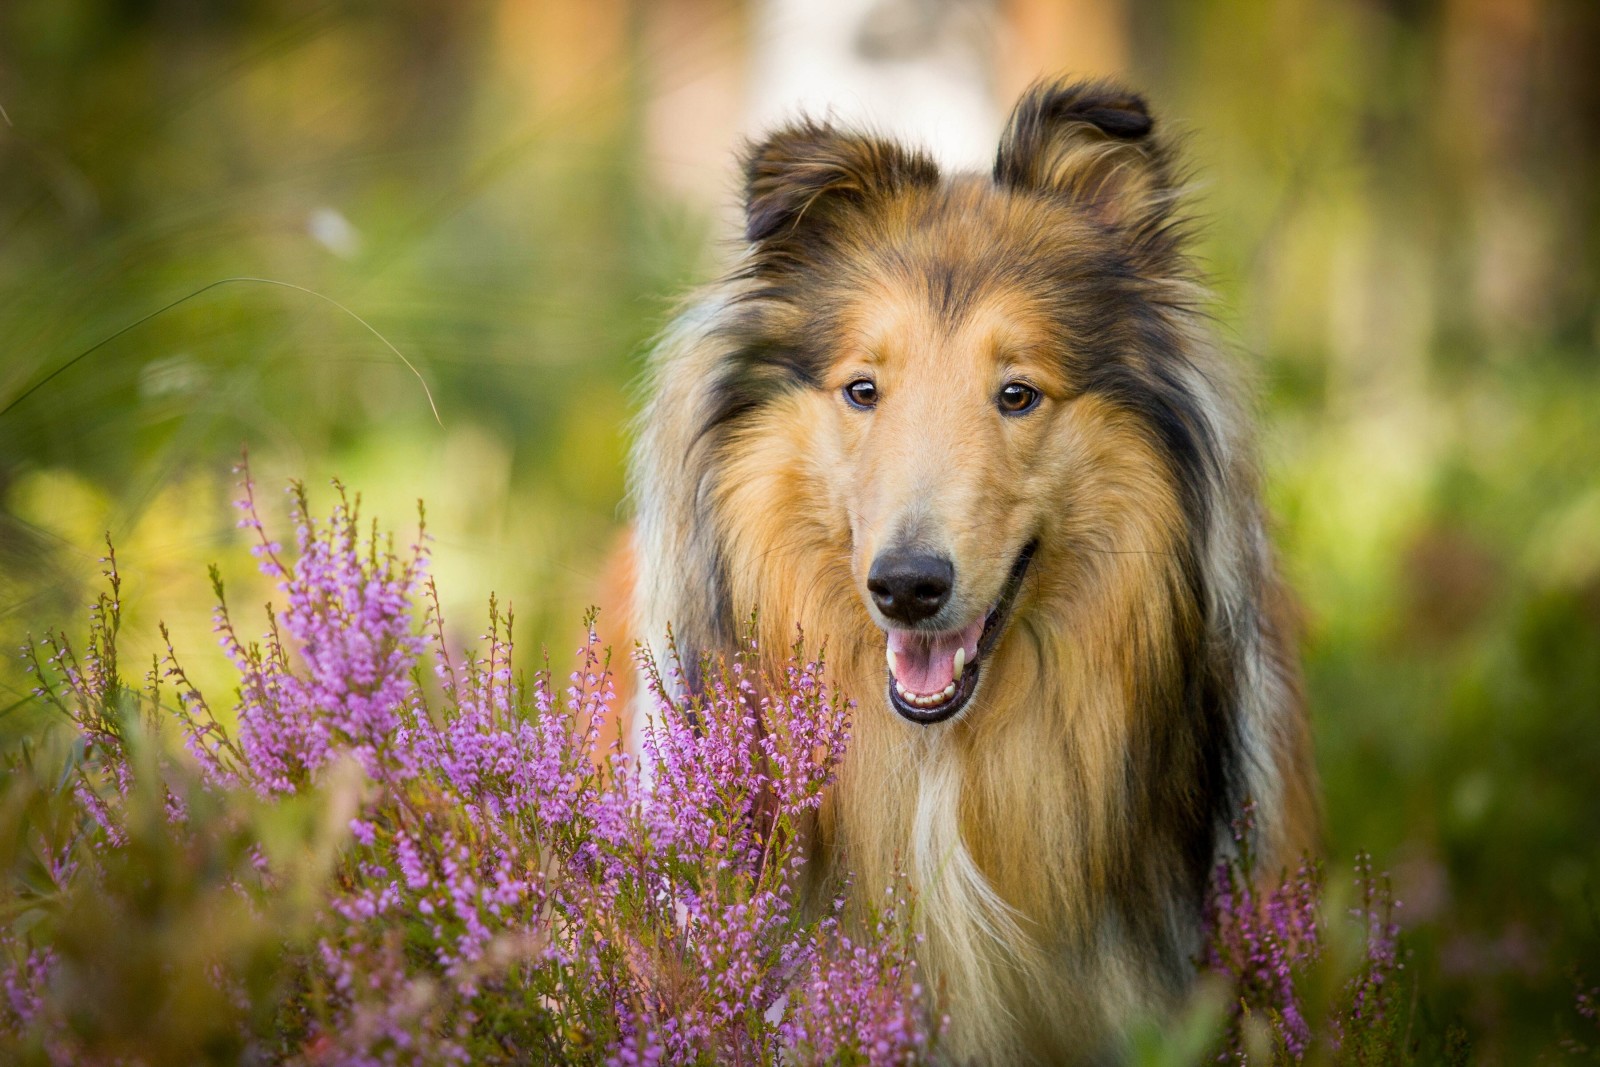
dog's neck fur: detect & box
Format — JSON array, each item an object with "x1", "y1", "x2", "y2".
[{"x1": 735, "y1": 512, "x2": 1204, "y2": 1061}]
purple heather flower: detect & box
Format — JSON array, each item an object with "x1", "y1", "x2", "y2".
[
  {"x1": 1201, "y1": 807, "x2": 1411, "y2": 1066},
  {"x1": 0, "y1": 934, "x2": 53, "y2": 1039},
  {"x1": 12, "y1": 468, "x2": 936, "y2": 1066},
  {"x1": 781, "y1": 910, "x2": 939, "y2": 1067}
]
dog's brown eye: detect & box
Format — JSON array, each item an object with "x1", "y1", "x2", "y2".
[
  {"x1": 998, "y1": 381, "x2": 1040, "y2": 414},
  {"x1": 844, "y1": 379, "x2": 878, "y2": 409}
]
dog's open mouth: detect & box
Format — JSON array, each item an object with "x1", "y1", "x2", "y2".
[{"x1": 883, "y1": 541, "x2": 1037, "y2": 725}]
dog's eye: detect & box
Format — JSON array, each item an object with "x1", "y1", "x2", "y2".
[
  {"x1": 844, "y1": 379, "x2": 878, "y2": 409},
  {"x1": 997, "y1": 381, "x2": 1041, "y2": 415}
]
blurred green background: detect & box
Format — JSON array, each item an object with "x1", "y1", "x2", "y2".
[{"x1": 2, "y1": 0, "x2": 1596, "y2": 1059}]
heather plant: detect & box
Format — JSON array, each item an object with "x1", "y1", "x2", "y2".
[
  {"x1": 0, "y1": 470, "x2": 939, "y2": 1066},
  {"x1": 1198, "y1": 806, "x2": 1417, "y2": 1065},
  {"x1": 1563, "y1": 980, "x2": 1600, "y2": 1059}
]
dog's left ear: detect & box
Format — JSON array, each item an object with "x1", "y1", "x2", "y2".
[
  {"x1": 743, "y1": 120, "x2": 940, "y2": 246},
  {"x1": 994, "y1": 79, "x2": 1174, "y2": 229}
]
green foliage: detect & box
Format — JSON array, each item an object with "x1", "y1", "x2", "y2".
[{"x1": 0, "y1": 716, "x2": 349, "y2": 1065}]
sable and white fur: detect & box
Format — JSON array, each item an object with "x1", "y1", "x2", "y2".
[{"x1": 627, "y1": 79, "x2": 1317, "y2": 1064}]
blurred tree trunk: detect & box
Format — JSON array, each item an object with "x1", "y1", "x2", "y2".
[{"x1": 745, "y1": 0, "x2": 1004, "y2": 170}]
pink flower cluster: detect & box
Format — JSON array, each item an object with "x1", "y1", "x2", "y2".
[
  {"x1": 780, "y1": 909, "x2": 938, "y2": 1066},
  {"x1": 0, "y1": 932, "x2": 51, "y2": 1037},
  {"x1": 1200, "y1": 805, "x2": 1407, "y2": 1064},
  {"x1": 4, "y1": 471, "x2": 939, "y2": 1066}
]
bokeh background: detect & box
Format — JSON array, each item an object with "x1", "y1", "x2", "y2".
[{"x1": 2, "y1": 0, "x2": 1596, "y2": 1057}]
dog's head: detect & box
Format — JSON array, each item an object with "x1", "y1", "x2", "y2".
[{"x1": 711, "y1": 80, "x2": 1218, "y2": 724}]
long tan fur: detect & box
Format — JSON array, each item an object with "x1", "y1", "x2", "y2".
[{"x1": 627, "y1": 79, "x2": 1317, "y2": 1064}]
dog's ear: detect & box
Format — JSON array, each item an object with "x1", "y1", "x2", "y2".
[
  {"x1": 994, "y1": 79, "x2": 1172, "y2": 228},
  {"x1": 743, "y1": 120, "x2": 940, "y2": 245}
]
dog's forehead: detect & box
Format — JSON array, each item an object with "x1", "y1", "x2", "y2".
[
  {"x1": 835, "y1": 203, "x2": 1077, "y2": 368},
  {"x1": 901, "y1": 175, "x2": 1099, "y2": 263},
  {"x1": 841, "y1": 279, "x2": 1057, "y2": 365},
  {"x1": 842, "y1": 182, "x2": 1108, "y2": 307},
  {"x1": 798, "y1": 179, "x2": 1133, "y2": 380}
]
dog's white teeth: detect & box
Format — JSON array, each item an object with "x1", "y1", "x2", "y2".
[
  {"x1": 887, "y1": 646, "x2": 897, "y2": 676},
  {"x1": 952, "y1": 646, "x2": 965, "y2": 681},
  {"x1": 895, "y1": 681, "x2": 958, "y2": 708}
]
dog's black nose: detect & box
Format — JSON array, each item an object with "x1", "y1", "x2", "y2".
[{"x1": 868, "y1": 551, "x2": 954, "y2": 625}]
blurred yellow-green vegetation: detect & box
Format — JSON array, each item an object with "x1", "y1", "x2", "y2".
[{"x1": 2, "y1": 0, "x2": 1596, "y2": 1059}]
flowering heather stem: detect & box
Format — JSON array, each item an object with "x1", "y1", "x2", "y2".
[{"x1": 1200, "y1": 806, "x2": 1411, "y2": 1065}]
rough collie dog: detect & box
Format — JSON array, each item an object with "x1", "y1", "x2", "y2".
[{"x1": 628, "y1": 78, "x2": 1318, "y2": 1063}]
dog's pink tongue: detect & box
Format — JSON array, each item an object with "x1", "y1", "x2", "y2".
[{"x1": 886, "y1": 620, "x2": 983, "y2": 696}]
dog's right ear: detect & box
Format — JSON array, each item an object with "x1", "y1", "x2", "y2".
[
  {"x1": 993, "y1": 79, "x2": 1173, "y2": 229},
  {"x1": 743, "y1": 120, "x2": 940, "y2": 246}
]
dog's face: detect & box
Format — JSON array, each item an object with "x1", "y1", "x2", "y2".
[
  {"x1": 717, "y1": 84, "x2": 1208, "y2": 724},
  {"x1": 828, "y1": 283, "x2": 1057, "y2": 602},
  {"x1": 821, "y1": 268, "x2": 1062, "y2": 722}
]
